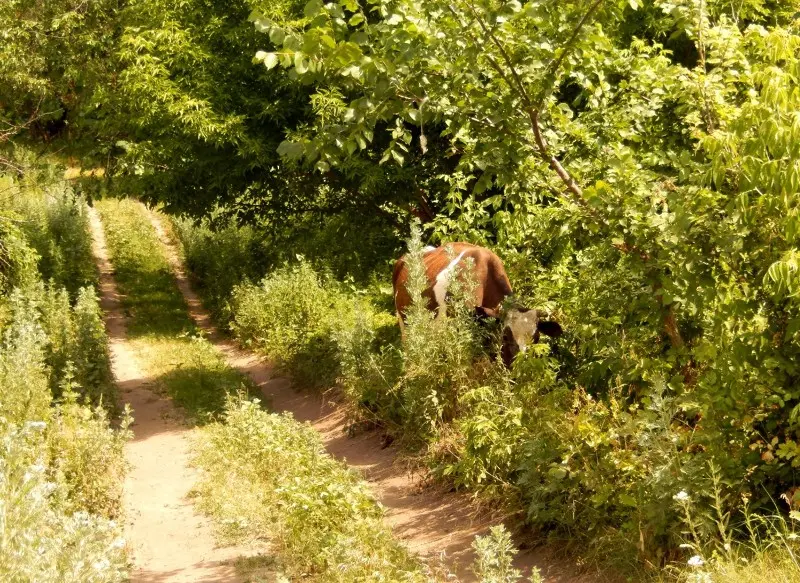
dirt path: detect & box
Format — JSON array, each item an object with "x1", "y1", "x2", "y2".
[
  {"x1": 88, "y1": 208, "x2": 264, "y2": 583},
  {"x1": 148, "y1": 211, "x2": 595, "y2": 583}
]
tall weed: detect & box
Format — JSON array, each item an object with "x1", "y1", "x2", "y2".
[
  {"x1": 0, "y1": 164, "x2": 129, "y2": 582},
  {"x1": 397, "y1": 225, "x2": 482, "y2": 440},
  {"x1": 0, "y1": 170, "x2": 97, "y2": 297},
  {"x1": 0, "y1": 287, "x2": 51, "y2": 424},
  {"x1": 47, "y1": 384, "x2": 132, "y2": 518},
  {"x1": 0, "y1": 422, "x2": 127, "y2": 583}
]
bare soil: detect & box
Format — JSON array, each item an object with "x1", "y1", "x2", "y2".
[
  {"x1": 147, "y1": 210, "x2": 599, "y2": 583},
  {"x1": 89, "y1": 208, "x2": 266, "y2": 583}
]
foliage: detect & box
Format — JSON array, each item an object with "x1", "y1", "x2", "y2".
[
  {"x1": 192, "y1": 395, "x2": 434, "y2": 582},
  {"x1": 47, "y1": 386, "x2": 132, "y2": 518},
  {"x1": 0, "y1": 0, "x2": 118, "y2": 167},
  {"x1": 0, "y1": 166, "x2": 129, "y2": 582},
  {"x1": 665, "y1": 487, "x2": 800, "y2": 583},
  {"x1": 0, "y1": 216, "x2": 40, "y2": 298},
  {"x1": 236, "y1": 0, "x2": 800, "y2": 566},
  {"x1": 472, "y1": 525, "x2": 544, "y2": 583},
  {"x1": 0, "y1": 287, "x2": 52, "y2": 424},
  {"x1": 231, "y1": 260, "x2": 349, "y2": 389},
  {"x1": 0, "y1": 423, "x2": 128, "y2": 583},
  {"x1": 171, "y1": 216, "x2": 272, "y2": 321},
  {"x1": 8, "y1": 0, "x2": 800, "y2": 575},
  {"x1": 13, "y1": 180, "x2": 98, "y2": 297},
  {"x1": 396, "y1": 224, "x2": 484, "y2": 439}
]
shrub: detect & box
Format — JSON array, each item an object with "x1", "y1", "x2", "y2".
[
  {"x1": 172, "y1": 216, "x2": 270, "y2": 321},
  {"x1": 8, "y1": 281, "x2": 117, "y2": 410},
  {"x1": 231, "y1": 260, "x2": 347, "y2": 389},
  {"x1": 47, "y1": 384, "x2": 132, "y2": 518},
  {"x1": 395, "y1": 225, "x2": 484, "y2": 441},
  {"x1": 70, "y1": 287, "x2": 116, "y2": 407},
  {"x1": 0, "y1": 167, "x2": 129, "y2": 581},
  {"x1": 334, "y1": 304, "x2": 403, "y2": 427},
  {"x1": 0, "y1": 422, "x2": 128, "y2": 583},
  {"x1": 0, "y1": 168, "x2": 97, "y2": 298}
]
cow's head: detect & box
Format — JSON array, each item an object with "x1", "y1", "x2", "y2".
[{"x1": 477, "y1": 306, "x2": 563, "y2": 367}]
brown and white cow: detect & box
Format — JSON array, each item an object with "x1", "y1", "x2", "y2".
[{"x1": 392, "y1": 242, "x2": 562, "y2": 366}]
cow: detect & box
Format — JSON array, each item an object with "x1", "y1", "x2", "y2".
[{"x1": 392, "y1": 242, "x2": 562, "y2": 367}]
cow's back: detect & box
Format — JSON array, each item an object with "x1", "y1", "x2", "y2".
[{"x1": 393, "y1": 243, "x2": 512, "y2": 316}]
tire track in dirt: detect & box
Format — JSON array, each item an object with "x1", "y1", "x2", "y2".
[
  {"x1": 147, "y1": 209, "x2": 598, "y2": 583},
  {"x1": 88, "y1": 207, "x2": 266, "y2": 583}
]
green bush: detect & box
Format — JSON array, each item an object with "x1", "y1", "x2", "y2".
[
  {"x1": 231, "y1": 260, "x2": 348, "y2": 389},
  {"x1": 0, "y1": 422, "x2": 128, "y2": 583},
  {"x1": 172, "y1": 216, "x2": 270, "y2": 321}
]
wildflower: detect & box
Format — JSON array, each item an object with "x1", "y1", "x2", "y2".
[
  {"x1": 688, "y1": 555, "x2": 705, "y2": 567},
  {"x1": 673, "y1": 490, "x2": 690, "y2": 502},
  {"x1": 93, "y1": 558, "x2": 111, "y2": 571},
  {"x1": 111, "y1": 537, "x2": 126, "y2": 549},
  {"x1": 24, "y1": 421, "x2": 46, "y2": 431}
]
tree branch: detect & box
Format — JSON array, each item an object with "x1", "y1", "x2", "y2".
[
  {"x1": 533, "y1": 0, "x2": 606, "y2": 109},
  {"x1": 462, "y1": 0, "x2": 607, "y2": 206}
]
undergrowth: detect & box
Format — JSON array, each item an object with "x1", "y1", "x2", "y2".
[
  {"x1": 175, "y1": 217, "x2": 800, "y2": 580},
  {"x1": 0, "y1": 163, "x2": 129, "y2": 582}
]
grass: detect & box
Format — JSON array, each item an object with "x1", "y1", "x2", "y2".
[
  {"x1": 192, "y1": 396, "x2": 439, "y2": 583},
  {"x1": 95, "y1": 198, "x2": 253, "y2": 422},
  {"x1": 95, "y1": 198, "x2": 193, "y2": 338}
]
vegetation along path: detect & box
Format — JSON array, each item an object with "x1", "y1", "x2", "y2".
[
  {"x1": 147, "y1": 206, "x2": 594, "y2": 582},
  {"x1": 88, "y1": 205, "x2": 265, "y2": 582},
  {"x1": 89, "y1": 193, "x2": 597, "y2": 581}
]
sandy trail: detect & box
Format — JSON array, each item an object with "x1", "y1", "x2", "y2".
[
  {"x1": 147, "y1": 210, "x2": 596, "y2": 583},
  {"x1": 88, "y1": 208, "x2": 264, "y2": 583}
]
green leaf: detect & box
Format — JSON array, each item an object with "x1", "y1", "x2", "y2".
[
  {"x1": 294, "y1": 53, "x2": 308, "y2": 74},
  {"x1": 262, "y1": 53, "x2": 279, "y2": 69},
  {"x1": 269, "y1": 28, "x2": 285, "y2": 46},
  {"x1": 303, "y1": 0, "x2": 323, "y2": 18}
]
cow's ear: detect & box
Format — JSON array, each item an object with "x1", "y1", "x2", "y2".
[
  {"x1": 475, "y1": 306, "x2": 499, "y2": 320},
  {"x1": 537, "y1": 320, "x2": 563, "y2": 338}
]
